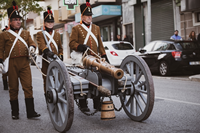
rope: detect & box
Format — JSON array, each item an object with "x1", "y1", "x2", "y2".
[
  {"x1": 29, "y1": 55, "x2": 47, "y2": 77},
  {"x1": 121, "y1": 75, "x2": 128, "y2": 93},
  {"x1": 69, "y1": 74, "x2": 86, "y2": 96}
]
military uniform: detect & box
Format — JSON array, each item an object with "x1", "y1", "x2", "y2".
[
  {"x1": 0, "y1": 30, "x2": 35, "y2": 98},
  {"x1": 69, "y1": 24, "x2": 105, "y2": 56},
  {"x1": 37, "y1": 31, "x2": 63, "y2": 93},
  {"x1": 37, "y1": 7, "x2": 63, "y2": 94},
  {"x1": 0, "y1": 0, "x2": 40, "y2": 119},
  {"x1": 69, "y1": 0, "x2": 107, "y2": 111}
]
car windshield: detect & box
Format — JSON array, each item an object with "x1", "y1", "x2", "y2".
[
  {"x1": 112, "y1": 43, "x2": 133, "y2": 50},
  {"x1": 175, "y1": 42, "x2": 199, "y2": 50}
]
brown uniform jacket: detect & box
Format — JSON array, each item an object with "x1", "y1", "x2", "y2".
[
  {"x1": 0, "y1": 30, "x2": 36, "y2": 60},
  {"x1": 69, "y1": 24, "x2": 105, "y2": 56},
  {"x1": 37, "y1": 31, "x2": 63, "y2": 55}
]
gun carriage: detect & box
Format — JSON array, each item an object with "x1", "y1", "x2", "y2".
[{"x1": 43, "y1": 53, "x2": 155, "y2": 133}]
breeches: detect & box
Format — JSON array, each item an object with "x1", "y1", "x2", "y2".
[
  {"x1": 42, "y1": 60, "x2": 49, "y2": 94},
  {"x1": 8, "y1": 57, "x2": 33, "y2": 101}
]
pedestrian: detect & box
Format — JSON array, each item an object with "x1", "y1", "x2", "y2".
[
  {"x1": 36, "y1": 7, "x2": 63, "y2": 98},
  {"x1": 69, "y1": 0, "x2": 108, "y2": 112},
  {"x1": 0, "y1": 1, "x2": 40, "y2": 120},
  {"x1": 123, "y1": 35, "x2": 129, "y2": 42},
  {"x1": 188, "y1": 31, "x2": 197, "y2": 41},
  {"x1": 170, "y1": 30, "x2": 183, "y2": 40},
  {"x1": 117, "y1": 35, "x2": 121, "y2": 41},
  {"x1": 1, "y1": 26, "x2": 9, "y2": 90}
]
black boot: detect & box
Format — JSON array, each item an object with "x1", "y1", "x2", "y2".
[
  {"x1": 10, "y1": 100, "x2": 19, "y2": 120},
  {"x1": 79, "y1": 99, "x2": 90, "y2": 112},
  {"x1": 3, "y1": 79, "x2": 8, "y2": 90},
  {"x1": 25, "y1": 98, "x2": 41, "y2": 119}
]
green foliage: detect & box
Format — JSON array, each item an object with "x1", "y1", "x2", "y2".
[{"x1": 0, "y1": 0, "x2": 44, "y2": 28}]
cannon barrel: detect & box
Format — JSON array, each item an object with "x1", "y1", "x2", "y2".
[{"x1": 83, "y1": 55, "x2": 124, "y2": 79}]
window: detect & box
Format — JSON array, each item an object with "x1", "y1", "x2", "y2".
[
  {"x1": 112, "y1": 43, "x2": 133, "y2": 50},
  {"x1": 167, "y1": 43, "x2": 176, "y2": 50},
  {"x1": 175, "y1": 42, "x2": 199, "y2": 50},
  {"x1": 143, "y1": 42, "x2": 156, "y2": 52}
]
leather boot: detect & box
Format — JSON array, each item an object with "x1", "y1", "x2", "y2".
[
  {"x1": 79, "y1": 99, "x2": 90, "y2": 112},
  {"x1": 25, "y1": 98, "x2": 41, "y2": 119},
  {"x1": 10, "y1": 100, "x2": 19, "y2": 120},
  {"x1": 3, "y1": 79, "x2": 8, "y2": 90}
]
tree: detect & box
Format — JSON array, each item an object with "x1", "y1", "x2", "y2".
[{"x1": 0, "y1": 0, "x2": 44, "y2": 29}]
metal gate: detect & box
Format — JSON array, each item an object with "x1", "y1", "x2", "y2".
[{"x1": 151, "y1": 0, "x2": 174, "y2": 40}]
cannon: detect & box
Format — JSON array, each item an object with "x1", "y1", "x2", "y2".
[{"x1": 44, "y1": 54, "x2": 155, "y2": 132}]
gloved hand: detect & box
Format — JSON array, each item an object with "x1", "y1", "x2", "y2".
[
  {"x1": 101, "y1": 55, "x2": 109, "y2": 63},
  {"x1": 59, "y1": 55, "x2": 63, "y2": 61},
  {"x1": 77, "y1": 44, "x2": 89, "y2": 52},
  {"x1": 29, "y1": 46, "x2": 35, "y2": 54},
  {"x1": 43, "y1": 48, "x2": 56, "y2": 59}
]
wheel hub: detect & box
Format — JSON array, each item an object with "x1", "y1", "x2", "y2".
[{"x1": 47, "y1": 89, "x2": 58, "y2": 104}]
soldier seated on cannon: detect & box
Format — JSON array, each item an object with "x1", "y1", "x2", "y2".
[{"x1": 69, "y1": 0, "x2": 109, "y2": 112}]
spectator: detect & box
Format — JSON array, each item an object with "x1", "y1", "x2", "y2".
[
  {"x1": 170, "y1": 30, "x2": 182, "y2": 40},
  {"x1": 123, "y1": 35, "x2": 129, "y2": 42},
  {"x1": 188, "y1": 31, "x2": 197, "y2": 41},
  {"x1": 116, "y1": 35, "x2": 121, "y2": 41}
]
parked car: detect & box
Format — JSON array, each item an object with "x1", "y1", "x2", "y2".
[
  {"x1": 103, "y1": 41, "x2": 135, "y2": 66},
  {"x1": 135, "y1": 40, "x2": 200, "y2": 76}
]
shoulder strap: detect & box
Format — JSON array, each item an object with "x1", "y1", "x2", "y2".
[
  {"x1": 81, "y1": 24, "x2": 98, "y2": 47},
  {"x1": 7, "y1": 28, "x2": 27, "y2": 58},
  {"x1": 44, "y1": 30, "x2": 58, "y2": 53}
]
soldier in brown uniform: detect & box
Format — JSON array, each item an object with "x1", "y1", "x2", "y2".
[
  {"x1": 69, "y1": 0, "x2": 108, "y2": 112},
  {"x1": 0, "y1": 1, "x2": 40, "y2": 119},
  {"x1": 37, "y1": 7, "x2": 63, "y2": 95}
]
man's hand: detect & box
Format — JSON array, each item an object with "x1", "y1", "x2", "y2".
[
  {"x1": 29, "y1": 46, "x2": 35, "y2": 54},
  {"x1": 77, "y1": 44, "x2": 89, "y2": 52}
]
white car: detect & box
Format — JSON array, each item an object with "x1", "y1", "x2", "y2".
[{"x1": 103, "y1": 41, "x2": 135, "y2": 66}]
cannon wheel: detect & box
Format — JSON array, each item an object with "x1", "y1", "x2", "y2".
[
  {"x1": 120, "y1": 55, "x2": 154, "y2": 122},
  {"x1": 46, "y1": 60, "x2": 74, "y2": 132}
]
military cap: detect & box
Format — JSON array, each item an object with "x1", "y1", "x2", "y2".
[
  {"x1": 7, "y1": 1, "x2": 22, "y2": 19},
  {"x1": 80, "y1": 0, "x2": 93, "y2": 16},
  {"x1": 43, "y1": 7, "x2": 54, "y2": 22}
]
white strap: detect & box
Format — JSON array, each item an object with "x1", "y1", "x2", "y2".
[
  {"x1": 44, "y1": 30, "x2": 58, "y2": 53},
  {"x1": 7, "y1": 28, "x2": 28, "y2": 58},
  {"x1": 81, "y1": 24, "x2": 98, "y2": 47}
]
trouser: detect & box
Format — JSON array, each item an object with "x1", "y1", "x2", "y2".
[
  {"x1": 8, "y1": 57, "x2": 33, "y2": 101},
  {"x1": 2, "y1": 73, "x2": 8, "y2": 90},
  {"x1": 42, "y1": 59, "x2": 49, "y2": 94}
]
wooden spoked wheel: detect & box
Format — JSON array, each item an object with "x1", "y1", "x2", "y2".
[{"x1": 120, "y1": 55, "x2": 155, "y2": 122}]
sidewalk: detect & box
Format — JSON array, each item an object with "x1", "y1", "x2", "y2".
[{"x1": 189, "y1": 74, "x2": 200, "y2": 82}]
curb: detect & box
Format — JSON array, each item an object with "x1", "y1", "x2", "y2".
[{"x1": 189, "y1": 75, "x2": 200, "y2": 82}]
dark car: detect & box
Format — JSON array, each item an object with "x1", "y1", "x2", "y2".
[{"x1": 136, "y1": 40, "x2": 200, "y2": 76}]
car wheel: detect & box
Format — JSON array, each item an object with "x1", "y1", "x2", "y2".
[{"x1": 159, "y1": 61, "x2": 170, "y2": 76}]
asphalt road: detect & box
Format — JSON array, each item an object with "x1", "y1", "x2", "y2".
[{"x1": 0, "y1": 66, "x2": 200, "y2": 133}]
